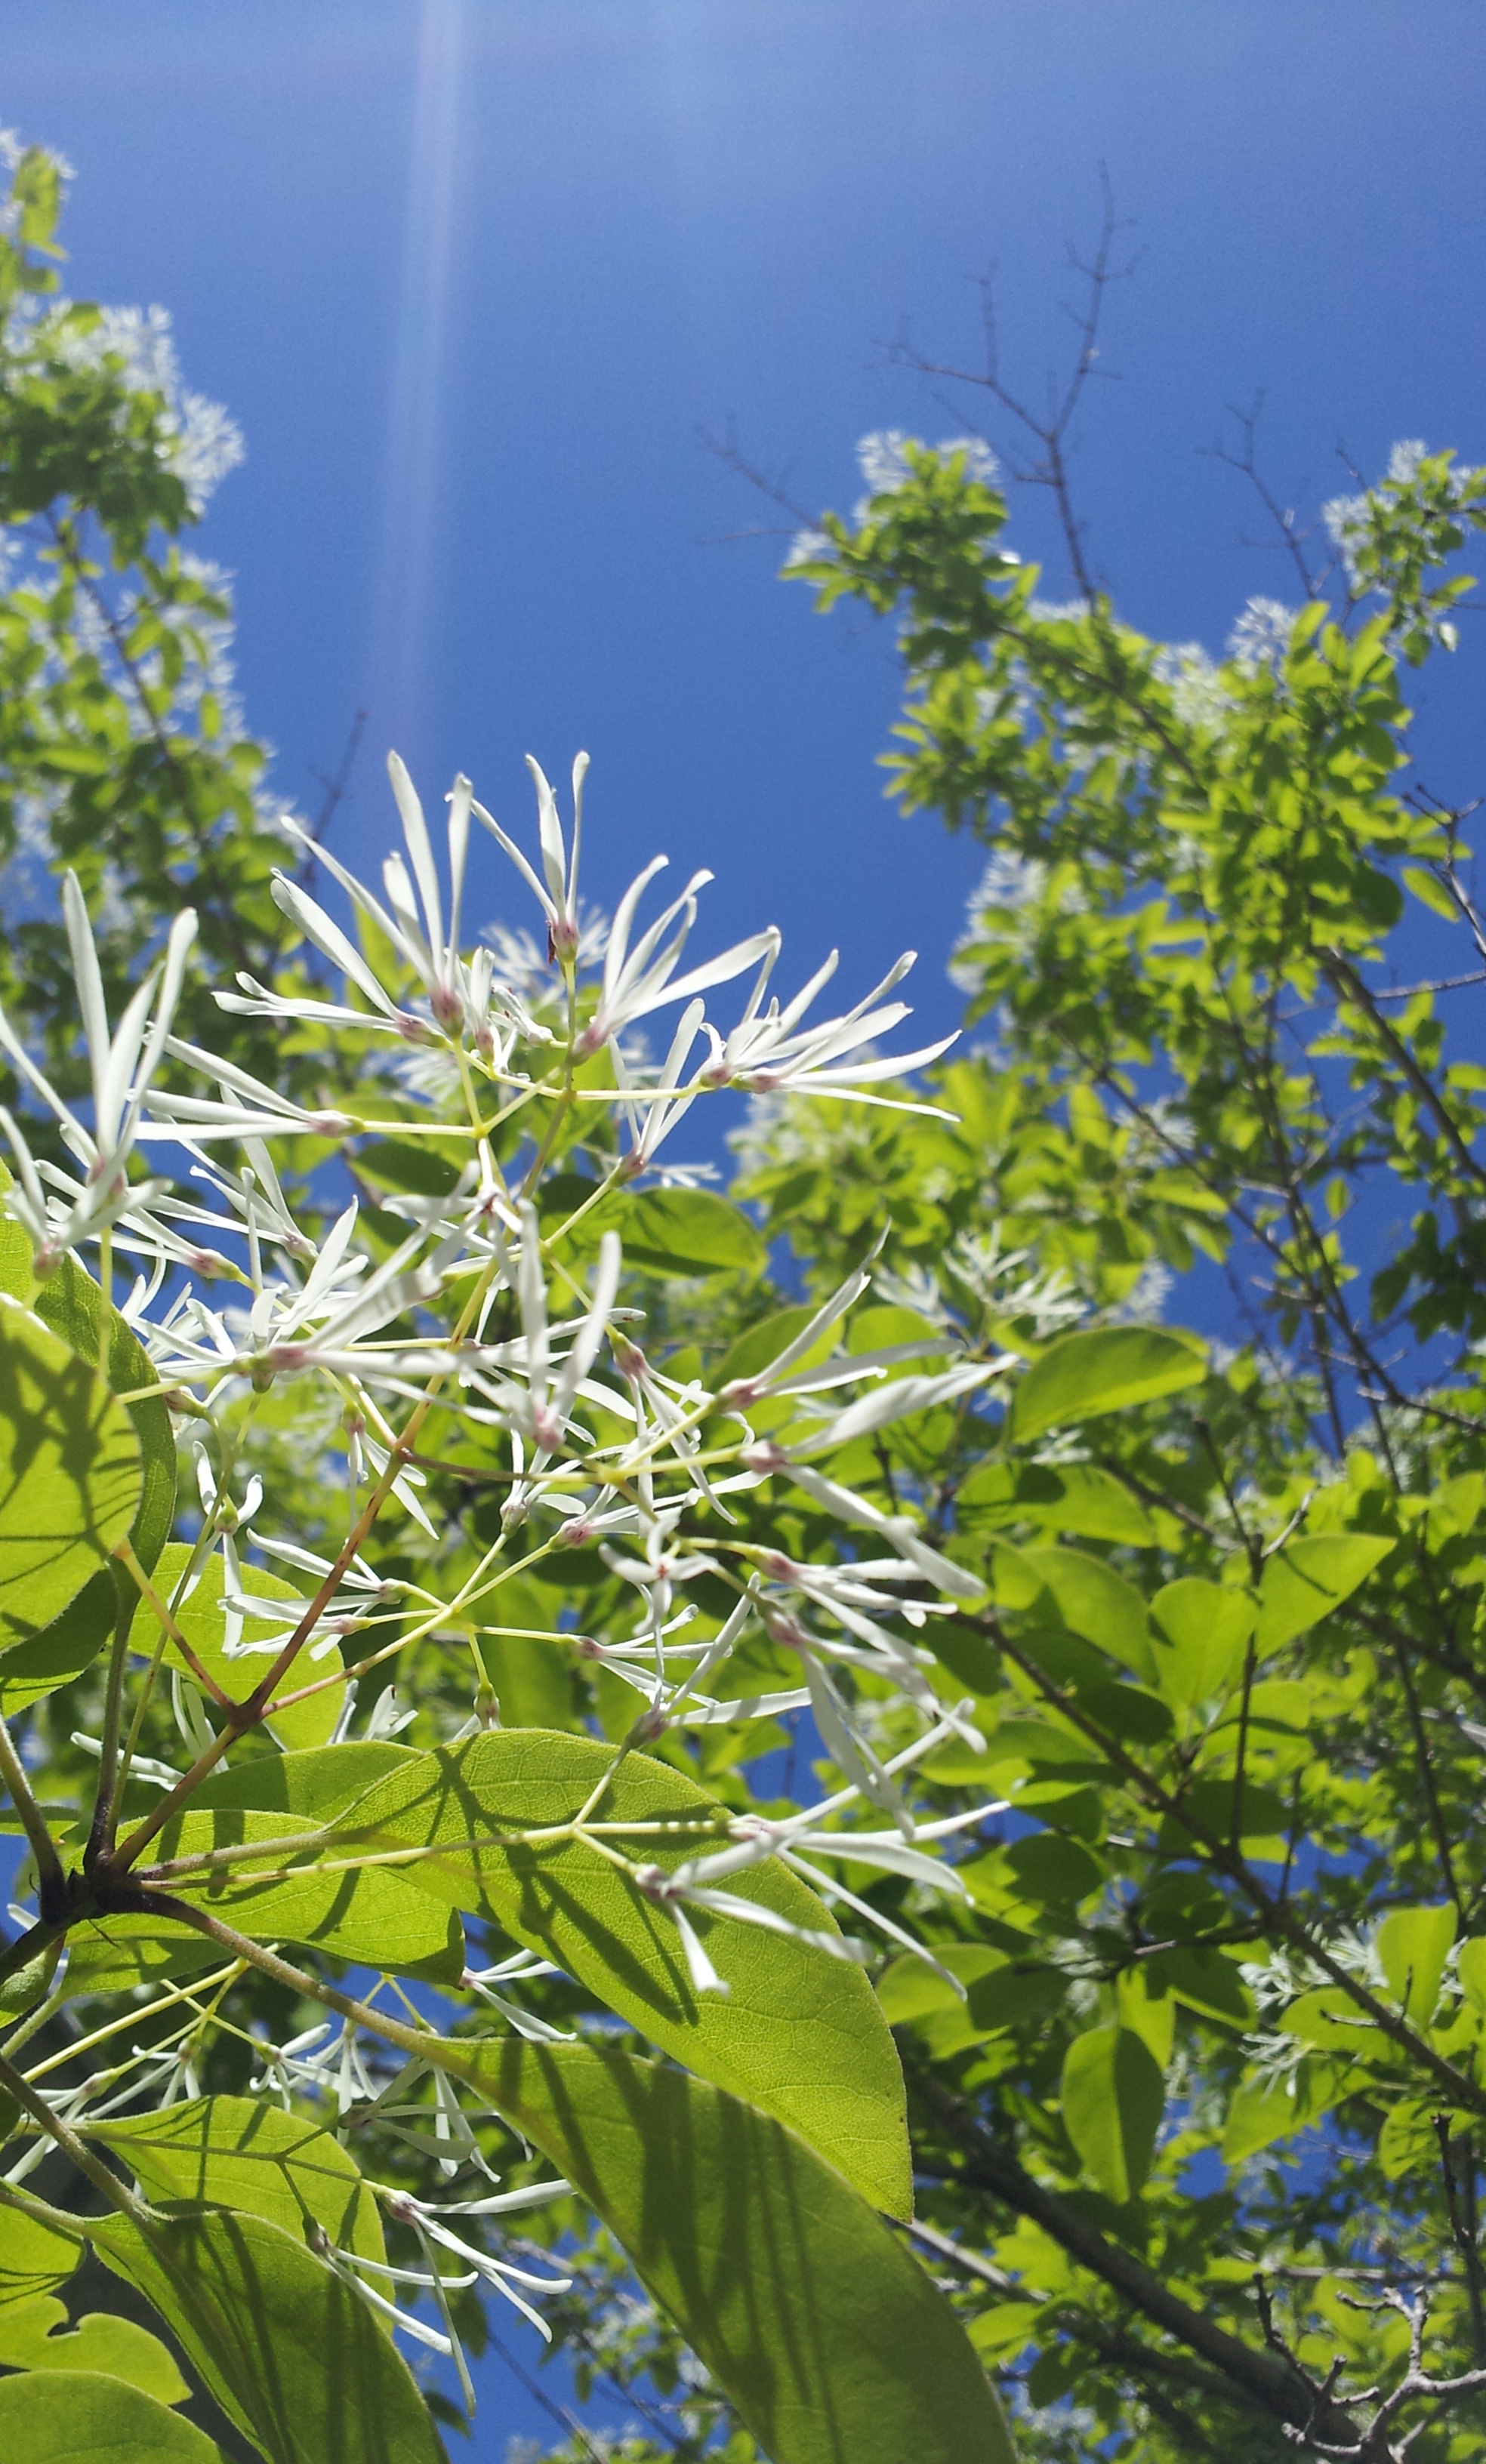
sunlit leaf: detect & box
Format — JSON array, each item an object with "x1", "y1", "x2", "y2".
[
  {"x1": 93, "y1": 2207, "x2": 445, "y2": 2464},
  {"x1": 0, "y1": 1294, "x2": 142, "y2": 1653},
  {"x1": 197, "y1": 1734, "x2": 912, "y2": 2216},
  {"x1": 1376, "y1": 1903, "x2": 1456, "y2": 2025},
  {"x1": 0, "y1": 2291, "x2": 188, "y2": 2404},
  {"x1": 0, "y1": 2367, "x2": 221, "y2": 2460},
  {"x1": 90, "y1": 2097, "x2": 386, "y2": 2268},
  {"x1": 1061, "y1": 2023, "x2": 1164, "y2": 2201},
  {"x1": 425, "y1": 2034, "x2": 1013, "y2": 2464},
  {"x1": 1009, "y1": 1326, "x2": 1206, "y2": 1441},
  {"x1": 1254, "y1": 1535, "x2": 1396, "y2": 1648}
]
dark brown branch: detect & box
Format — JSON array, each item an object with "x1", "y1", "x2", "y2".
[{"x1": 908, "y1": 2064, "x2": 1359, "y2": 2442}]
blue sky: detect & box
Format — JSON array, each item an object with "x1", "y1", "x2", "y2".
[
  {"x1": 8, "y1": 0, "x2": 1484, "y2": 1089},
  {"x1": 5, "y1": 0, "x2": 1485, "y2": 2445}
]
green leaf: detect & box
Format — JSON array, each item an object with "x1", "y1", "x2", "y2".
[
  {"x1": 713, "y1": 1304, "x2": 820, "y2": 1393},
  {"x1": 1078, "y1": 1679, "x2": 1173, "y2": 1744},
  {"x1": 1221, "y1": 2062, "x2": 1338, "y2": 2162},
  {"x1": 1061, "y1": 2023, "x2": 1165, "y2": 2201},
  {"x1": 0, "y1": 1935, "x2": 60, "y2": 2013},
  {"x1": 144, "y1": 1545, "x2": 347, "y2": 1751},
  {"x1": 968, "y1": 2302, "x2": 1042, "y2": 2361},
  {"x1": 546, "y1": 1181, "x2": 766, "y2": 1278},
  {"x1": 426, "y1": 2035, "x2": 1014, "y2": 2464},
  {"x1": 148, "y1": 1800, "x2": 466, "y2": 1984},
  {"x1": 963, "y1": 1957, "x2": 1068, "y2": 2033},
  {"x1": 0, "y1": 2204, "x2": 83, "y2": 2307},
  {"x1": 1009, "y1": 1326, "x2": 1206, "y2": 1441},
  {"x1": 1146, "y1": 1944, "x2": 1255, "y2": 2026},
  {"x1": 1377, "y1": 2096, "x2": 1462, "y2": 2181},
  {"x1": 61, "y1": 1916, "x2": 233, "y2": 2000},
  {"x1": 1376, "y1": 1903, "x2": 1456, "y2": 2025},
  {"x1": 1459, "y1": 1938, "x2": 1486, "y2": 2014},
  {"x1": 0, "y1": 2369, "x2": 221, "y2": 2461},
  {"x1": 609, "y1": 1187, "x2": 766, "y2": 1277},
  {"x1": 26, "y1": 1254, "x2": 177, "y2": 1578},
  {"x1": 1002, "y1": 1831, "x2": 1106, "y2": 1906},
  {"x1": 0, "y1": 2293, "x2": 188, "y2": 2403},
  {"x1": 89, "y1": 2097, "x2": 385, "y2": 2267},
  {"x1": 1403, "y1": 863, "x2": 1460, "y2": 920},
  {"x1": 94, "y1": 2209, "x2": 445, "y2": 2464},
  {"x1": 207, "y1": 1734, "x2": 912, "y2": 2216},
  {"x1": 1019, "y1": 1545, "x2": 1155, "y2": 1679},
  {"x1": 0, "y1": 1294, "x2": 142, "y2": 1653},
  {"x1": 0, "y1": 1572, "x2": 116, "y2": 1714},
  {"x1": 1255, "y1": 1535, "x2": 1396, "y2": 1649},
  {"x1": 1150, "y1": 1581, "x2": 1256, "y2": 1707},
  {"x1": 352, "y1": 1138, "x2": 467, "y2": 1198},
  {"x1": 190, "y1": 1741, "x2": 415, "y2": 1824}
]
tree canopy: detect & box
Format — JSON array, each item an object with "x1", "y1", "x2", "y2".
[{"x1": 2, "y1": 129, "x2": 1486, "y2": 2464}]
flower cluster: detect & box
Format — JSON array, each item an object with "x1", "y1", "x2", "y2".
[{"x1": 0, "y1": 747, "x2": 1009, "y2": 2378}]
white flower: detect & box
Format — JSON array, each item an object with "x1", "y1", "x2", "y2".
[
  {"x1": 574, "y1": 860, "x2": 776, "y2": 1060},
  {"x1": 788, "y1": 1356, "x2": 1010, "y2": 1456},
  {"x1": 634, "y1": 1856, "x2": 871, "y2": 1997},
  {"x1": 473, "y1": 753, "x2": 588, "y2": 966},
  {"x1": 612, "y1": 997, "x2": 706, "y2": 1175},
  {"x1": 220, "y1": 754, "x2": 515, "y2": 1055},
  {"x1": 698, "y1": 944, "x2": 957, "y2": 1110},
  {"x1": 771, "y1": 1461, "x2": 988, "y2": 1600},
  {"x1": 1226, "y1": 596, "x2": 1298, "y2": 672},
  {"x1": 0, "y1": 878, "x2": 196, "y2": 1270},
  {"x1": 489, "y1": 1207, "x2": 621, "y2": 1459}
]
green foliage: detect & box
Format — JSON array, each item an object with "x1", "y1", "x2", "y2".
[
  {"x1": 6, "y1": 130, "x2": 1486, "y2": 2464},
  {"x1": 1059, "y1": 2024, "x2": 1164, "y2": 2203},
  {"x1": 93, "y1": 2210, "x2": 447, "y2": 2464},
  {"x1": 0, "y1": 2206, "x2": 82, "y2": 2307},
  {"x1": 0, "y1": 1295, "x2": 141, "y2": 1649},
  {"x1": 0, "y1": 2368, "x2": 222, "y2": 2461},
  {"x1": 432, "y1": 2035, "x2": 1014, "y2": 2464},
  {"x1": 1008, "y1": 1326, "x2": 1207, "y2": 1441},
  {"x1": 0, "y1": 2293, "x2": 188, "y2": 2402},
  {"x1": 189, "y1": 1733, "x2": 911, "y2": 2211},
  {"x1": 89, "y1": 2097, "x2": 387, "y2": 2266}
]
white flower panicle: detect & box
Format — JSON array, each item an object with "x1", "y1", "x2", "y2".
[{"x1": 0, "y1": 744, "x2": 1010, "y2": 2383}]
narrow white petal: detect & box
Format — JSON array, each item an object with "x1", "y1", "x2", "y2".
[{"x1": 387, "y1": 750, "x2": 444, "y2": 956}]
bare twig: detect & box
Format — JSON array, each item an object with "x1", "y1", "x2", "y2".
[
  {"x1": 301, "y1": 705, "x2": 368, "y2": 867},
  {"x1": 1206, "y1": 396, "x2": 1329, "y2": 601},
  {"x1": 883, "y1": 165, "x2": 1139, "y2": 595}
]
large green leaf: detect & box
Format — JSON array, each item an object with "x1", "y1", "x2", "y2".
[
  {"x1": 0, "y1": 1294, "x2": 142, "y2": 1652},
  {"x1": 89, "y1": 2097, "x2": 386, "y2": 2267},
  {"x1": 1060, "y1": 2023, "x2": 1165, "y2": 2203},
  {"x1": 61, "y1": 1914, "x2": 233, "y2": 2000},
  {"x1": 146, "y1": 1800, "x2": 465, "y2": 1984},
  {"x1": 1149, "y1": 1579, "x2": 1256, "y2": 1708},
  {"x1": 94, "y1": 2208, "x2": 445, "y2": 2464},
  {"x1": 544, "y1": 1180, "x2": 766, "y2": 1277},
  {"x1": 190, "y1": 1741, "x2": 415, "y2": 1823},
  {"x1": 145, "y1": 1544, "x2": 347, "y2": 1750},
  {"x1": 20, "y1": 1249, "x2": 177, "y2": 1576},
  {"x1": 0, "y1": 2204, "x2": 83, "y2": 2306},
  {"x1": 0, "y1": 2291, "x2": 188, "y2": 2402},
  {"x1": 427, "y1": 2035, "x2": 1013, "y2": 2464},
  {"x1": 0, "y1": 1569, "x2": 115, "y2": 1714},
  {"x1": 1009, "y1": 1325, "x2": 1206, "y2": 1442},
  {"x1": 0, "y1": 2368, "x2": 221, "y2": 2461},
  {"x1": 1254, "y1": 1534, "x2": 1395, "y2": 1649},
  {"x1": 1016, "y1": 1545, "x2": 1155, "y2": 1679},
  {"x1": 0, "y1": 1213, "x2": 177, "y2": 1708},
  {"x1": 176, "y1": 1734, "x2": 911, "y2": 2215},
  {"x1": 1376, "y1": 1903, "x2": 1456, "y2": 2027}
]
